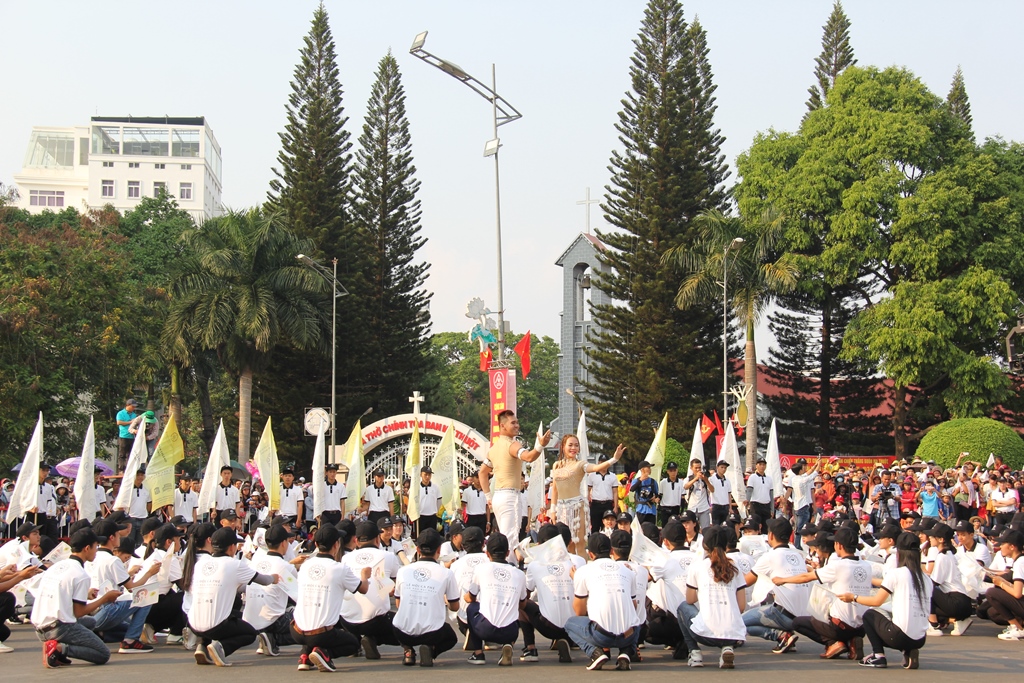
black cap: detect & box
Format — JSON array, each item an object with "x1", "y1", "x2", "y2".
[
  {"x1": 93, "y1": 520, "x2": 124, "y2": 540},
  {"x1": 415, "y1": 528, "x2": 442, "y2": 554},
  {"x1": 314, "y1": 525, "x2": 342, "y2": 551},
  {"x1": 211, "y1": 527, "x2": 239, "y2": 550},
  {"x1": 448, "y1": 521, "x2": 465, "y2": 536},
  {"x1": 485, "y1": 533, "x2": 509, "y2": 558},
  {"x1": 952, "y1": 520, "x2": 974, "y2": 533},
  {"x1": 170, "y1": 515, "x2": 189, "y2": 527},
  {"x1": 141, "y1": 517, "x2": 163, "y2": 537},
  {"x1": 798, "y1": 522, "x2": 819, "y2": 536},
  {"x1": 16, "y1": 522, "x2": 40, "y2": 538},
  {"x1": 372, "y1": 468, "x2": 385, "y2": 477},
  {"x1": 637, "y1": 461, "x2": 653, "y2": 470},
  {"x1": 461, "y1": 526, "x2": 484, "y2": 546},
  {"x1": 663, "y1": 522, "x2": 687, "y2": 545},
  {"x1": 376, "y1": 516, "x2": 393, "y2": 530},
  {"x1": 679, "y1": 510, "x2": 698, "y2": 524},
  {"x1": 741, "y1": 516, "x2": 760, "y2": 531},
  {"x1": 587, "y1": 533, "x2": 612, "y2": 556},
  {"x1": 126, "y1": 399, "x2": 138, "y2": 406},
  {"x1": 833, "y1": 527, "x2": 858, "y2": 549},
  {"x1": 420, "y1": 465, "x2": 432, "y2": 474},
  {"x1": 281, "y1": 467, "x2": 294, "y2": 475},
  {"x1": 265, "y1": 523, "x2": 296, "y2": 546},
  {"x1": 616, "y1": 512, "x2": 633, "y2": 523},
  {"x1": 116, "y1": 536, "x2": 137, "y2": 554},
  {"x1": 726, "y1": 511, "x2": 742, "y2": 525},
  {"x1": 108, "y1": 510, "x2": 128, "y2": 524},
  {"x1": 900, "y1": 509, "x2": 921, "y2": 520},
  {"x1": 755, "y1": 457, "x2": 767, "y2": 464},
  {"x1": 610, "y1": 529, "x2": 632, "y2": 551},
  {"x1": 926, "y1": 523, "x2": 954, "y2": 541},
  {"x1": 69, "y1": 528, "x2": 101, "y2": 551},
  {"x1": 219, "y1": 509, "x2": 239, "y2": 522},
  {"x1": 325, "y1": 463, "x2": 339, "y2": 471},
  {"x1": 666, "y1": 462, "x2": 678, "y2": 470},
  {"x1": 807, "y1": 532, "x2": 835, "y2": 549},
  {"x1": 602, "y1": 509, "x2": 617, "y2": 519},
  {"x1": 68, "y1": 519, "x2": 93, "y2": 535},
  {"x1": 896, "y1": 531, "x2": 920, "y2": 551},
  {"x1": 154, "y1": 524, "x2": 185, "y2": 546},
  {"x1": 356, "y1": 522, "x2": 380, "y2": 542},
  {"x1": 717, "y1": 460, "x2": 729, "y2": 468}
]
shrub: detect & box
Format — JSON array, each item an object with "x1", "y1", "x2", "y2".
[{"x1": 916, "y1": 418, "x2": 1024, "y2": 470}]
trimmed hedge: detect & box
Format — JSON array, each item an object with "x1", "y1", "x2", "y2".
[{"x1": 916, "y1": 418, "x2": 1024, "y2": 470}]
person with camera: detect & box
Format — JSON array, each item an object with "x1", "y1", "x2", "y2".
[
  {"x1": 629, "y1": 461, "x2": 660, "y2": 526},
  {"x1": 871, "y1": 470, "x2": 903, "y2": 524},
  {"x1": 788, "y1": 456, "x2": 822, "y2": 548},
  {"x1": 683, "y1": 459, "x2": 714, "y2": 528}
]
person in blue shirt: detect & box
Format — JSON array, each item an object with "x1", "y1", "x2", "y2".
[
  {"x1": 917, "y1": 482, "x2": 940, "y2": 521},
  {"x1": 629, "y1": 461, "x2": 659, "y2": 526},
  {"x1": 115, "y1": 398, "x2": 138, "y2": 471}
]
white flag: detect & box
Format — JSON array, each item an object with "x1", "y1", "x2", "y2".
[
  {"x1": 74, "y1": 418, "x2": 98, "y2": 521},
  {"x1": 576, "y1": 412, "x2": 590, "y2": 500},
  {"x1": 646, "y1": 413, "x2": 668, "y2": 482},
  {"x1": 197, "y1": 420, "x2": 231, "y2": 514},
  {"x1": 5, "y1": 413, "x2": 44, "y2": 524},
  {"x1": 766, "y1": 419, "x2": 785, "y2": 498},
  {"x1": 690, "y1": 418, "x2": 705, "y2": 468},
  {"x1": 722, "y1": 421, "x2": 747, "y2": 516},
  {"x1": 113, "y1": 421, "x2": 149, "y2": 511},
  {"x1": 432, "y1": 422, "x2": 459, "y2": 515},
  {"x1": 312, "y1": 421, "x2": 327, "y2": 519},
  {"x1": 986, "y1": 453, "x2": 996, "y2": 469},
  {"x1": 527, "y1": 422, "x2": 546, "y2": 521}
]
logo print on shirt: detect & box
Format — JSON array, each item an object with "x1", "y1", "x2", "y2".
[
  {"x1": 853, "y1": 566, "x2": 869, "y2": 584},
  {"x1": 354, "y1": 551, "x2": 374, "y2": 565},
  {"x1": 547, "y1": 564, "x2": 565, "y2": 576},
  {"x1": 200, "y1": 562, "x2": 217, "y2": 576},
  {"x1": 494, "y1": 567, "x2": 511, "y2": 582},
  {"x1": 307, "y1": 564, "x2": 327, "y2": 581},
  {"x1": 785, "y1": 554, "x2": 801, "y2": 567},
  {"x1": 413, "y1": 568, "x2": 431, "y2": 582}
]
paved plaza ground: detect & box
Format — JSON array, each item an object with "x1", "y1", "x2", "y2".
[{"x1": 1, "y1": 619, "x2": 1020, "y2": 680}]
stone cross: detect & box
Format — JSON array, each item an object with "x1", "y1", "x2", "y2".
[
  {"x1": 576, "y1": 187, "x2": 600, "y2": 234},
  {"x1": 409, "y1": 391, "x2": 425, "y2": 419}
]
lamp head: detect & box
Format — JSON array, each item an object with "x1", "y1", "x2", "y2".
[{"x1": 411, "y1": 31, "x2": 428, "y2": 52}]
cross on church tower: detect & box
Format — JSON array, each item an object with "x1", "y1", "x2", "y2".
[
  {"x1": 409, "y1": 391, "x2": 425, "y2": 419},
  {"x1": 576, "y1": 187, "x2": 600, "y2": 234}
]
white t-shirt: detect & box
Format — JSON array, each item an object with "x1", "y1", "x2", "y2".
[
  {"x1": 393, "y1": 560, "x2": 460, "y2": 635},
  {"x1": 416, "y1": 482, "x2": 442, "y2": 516},
  {"x1": 572, "y1": 557, "x2": 637, "y2": 635},
  {"x1": 340, "y1": 546, "x2": 396, "y2": 622},
  {"x1": 881, "y1": 566, "x2": 933, "y2": 640},
  {"x1": 684, "y1": 476, "x2": 711, "y2": 514},
  {"x1": 728, "y1": 550, "x2": 756, "y2": 602},
  {"x1": 321, "y1": 480, "x2": 347, "y2": 513},
  {"x1": 525, "y1": 559, "x2": 575, "y2": 628},
  {"x1": 685, "y1": 556, "x2": 747, "y2": 641},
  {"x1": 215, "y1": 484, "x2": 240, "y2": 512},
  {"x1": 363, "y1": 485, "x2": 395, "y2": 512},
  {"x1": 929, "y1": 551, "x2": 968, "y2": 595},
  {"x1": 138, "y1": 547, "x2": 183, "y2": 595},
  {"x1": 467, "y1": 560, "x2": 527, "y2": 628},
  {"x1": 187, "y1": 554, "x2": 257, "y2": 631},
  {"x1": 815, "y1": 556, "x2": 872, "y2": 626},
  {"x1": 243, "y1": 553, "x2": 297, "y2": 629},
  {"x1": 36, "y1": 482, "x2": 56, "y2": 515},
  {"x1": 790, "y1": 470, "x2": 816, "y2": 510},
  {"x1": 658, "y1": 478, "x2": 684, "y2": 507},
  {"x1": 588, "y1": 472, "x2": 619, "y2": 502},
  {"x1": 87, "y1": 548, "x2": 130, "y2": 591},
  {"x1": 748, "y1": 472, "x2": 774, "y2": 504},
  {"x1": 649, "y1": 549, "x2": 697, "y2": 613},
  {"x1": 991, "y1": 489, "x2": 1017, "y2": 513},
  {"x1": 294, "y1": 555, "x2": 362, "y2": 631},
  {"x1": 94, "y1": 484, "x2": 110, "y2": 513},
  {"x1": 440, "y1": 541, "x2": 466, "y2": 562},
  {"x1": 462, "y1": 487, "x2": 487, "y2": 515},
  {"x1": 279, "y1": 484, "x2": 302, "y2": 516},
  {"x1": 451, "y1": 553, "x2": 488, "y2": 621},
  {"x1": 750, "y1": 545, "x2": 812, "y2": 617},
  {"x1": 175, "y1": 488, "x2": 198, "y2": 522},
  {"x1": 621, "y1": 560, "x2": 650, "y2": 628},
  {"x1": 957, "y1": 539, "x2": 991, "y2": 567},
  {"x1": 1012, "y1": 555, "x2": 1024, "y2": 582},
  {"x1": 710, "y1": 474, "x2": 733, "y2": 506},
  {"x1": 128, "y1": 485, "x2": 151, "y2": 518},
  {"x1": 30, "y1": 557, "x2": 91, "y2": 629}
]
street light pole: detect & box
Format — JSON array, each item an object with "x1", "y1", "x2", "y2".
[
  {"x1": 297, "y1": 254, "x2": 348, "y2": 461},
  {"x1": 410, "y1": 31, "x2": 522, "y2": 363},
  {"x1": 723, "y1": 237, "x2": 744, "y2": 424}
]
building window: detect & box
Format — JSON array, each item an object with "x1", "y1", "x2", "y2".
[
  {"x1": 171, "y1": 129, "x2": 200, "y2": 157},
  {"x1": 155, "y1": 163, "x2": 165, "y2": 170},
  {"x1": 179, "y1": 182, "x2": 192, "y2": 200},
  {"x1": 91, "y1": 125, "x2": 120, "y2": 155},
  {"x1": 180, "y1": 164, "x2": 191, "y2": 170},
  {"x1": 128, "y1": 162, "x2": 140, "y2": 169},
  {"x1": 101, "y1": 180, "x2": 115, "y2": 198},
  {"x1": 29, "y1": 190, "x2": 65, "y2": 207},
  {"x1": 153, "y1": 181, "x2": 166, "y2": 197},
  {"x1": 102, "y1": 161, "x2": 114, "y2": 168},
  {"x1": 122, "y1": 127, "x2": 169, "y2": 156},
  {"x1": 79, "y1": 138, "x2": 89, "y2": 165},
  {"x1": 127, "y1": 181, "x2": 141, "y2": 198}
]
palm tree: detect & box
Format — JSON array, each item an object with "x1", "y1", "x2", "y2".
[
  {"x1": 162, "y1": 208, "x2": 329, "y2": 461},
  {"x1": 663, "y1": 208, "x2": 798, "y2": 462}
]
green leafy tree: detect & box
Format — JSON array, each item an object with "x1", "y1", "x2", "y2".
[
  {"x1": 162, "y1": 208, "x2": 330, "y2": 461},
  {"x1": 352, "y1": 52, "x2": 432, "y2": 417},
  {"x1": 946, "y1": 66, "x2": 974, "y2": 140},
  {"x1": 586, "y1": 0, "x2": 729, "y2": 461},
  {"x1": 664, "y1": 208, "x2": 798, "y2": 460},
  {"x1": 806, "y1": 1, "x2": 856, "y2": 112}
]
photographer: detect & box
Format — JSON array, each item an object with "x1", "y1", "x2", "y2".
[
  {"x1": 871, "y1": 469, "x2": 902, "y2": 524},
  {"x1": 629, "y1": 461, "x2": 660, "y2": 526},
  {"x1": 683, "y1": 459, "x2": 714, "y2": 528}
]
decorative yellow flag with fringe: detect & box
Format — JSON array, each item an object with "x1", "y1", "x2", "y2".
[
  {"x1": 147, "y1": 414, "x2": 184, "y2": 509},
  {"x1": 405, "y1": 421, "x2": 421, "y2": 522},
  {"x1": 646, "y1": 413, "x2": 668, "y2": 482},
  {"x1": 253, "y1": 417, "x2": 280, "y2": 510}
]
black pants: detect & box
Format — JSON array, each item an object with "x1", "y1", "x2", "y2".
[
  {"x1": 981, "y1": 585, "x2": 1024, "y2": 625},
  {"x1": 993, "y1": 511, "x2": 1015, "y2": 526},
  {"x1": 416, "y1": 514, "x2": 439, "y2": 537},
  {"x1": 394, "y1": 623, "x2": 458, "y2": 656},
  {"x1": 260, "y1": 610, "x2": 297, "y2": 646},
  {"x1": 931, "y1": 588, "x2": 972, "y2": 622},
  {"x1": 748, "y1": 502, "x2": 772, "y2": 534},
  {"x1": 465, "y1": 514, "x2": 487, "y2": 533},
  {"x1": 792, "y1": 615, "x2": 864, "y2": 645},
  {"x1": 519, "y1": 600, "x2": 569, "y2": 647},
  {"x1": 466, "y1": 602, "x2": 519, "y2": 651},
  {"x1": 146, "y1": 591, "x2": 185, "y2": 635},
  {"x1": 191, "y1": 616, "x2": 257, "y2": 656},
  {"x1": 293, "y1": 624, "x2": 359, "y2": 658},
  {"x1": 320, "y1": 511, "x2": 342, "y2": 526},
  {"x1": 0, "y1": 592, "x2": 14, "y2": 642},
  {"x1": 368, "y1": 510, "x2": 390, "y2": 525},
  {"x1": 645, "y1": 605, "x2": 682, "y2": 648},
  {"x1": 711, "y1": 504, "x2": 730, "y2": 525},
  {"x1": 590, "y1": 501, "x2": 615, "y2": 533},
  {"x1": 636, "y1": 512, "x2": 656, "y2": 526},
  {"x1": 658, "y1": 506, "x2": 681, "y2": 527},
  {"x1": 862, "y1": 609, "x2": 925, "y2": 655},
  {"x1": 339, "y1": 612, "x2": 400, "y2": 646},
  {"x1": 118, "y1": 437, "x2": 133, "y2": 471}
]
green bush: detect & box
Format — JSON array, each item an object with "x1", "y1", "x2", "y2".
[{"x1": 916, "y1": 418, "x2": 1024, "y2": 470}]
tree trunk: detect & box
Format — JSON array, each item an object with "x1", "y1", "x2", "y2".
[
  {"x1": 819, "y1": 292, "x2": 832, "y2": 454},
  {"x1": 169, "y1": 364, "x2": 183, "y2": 426},
  {"x1": 195, "y1": 366, "x2": 216, "y2": 454},
  {"x1": 745, "y1": 319, "x2": 758, "y2": 468},
  {"x1": 892, "y1": 385, "x2": 908, "y2": 461},
  {"x1": 238, "y1": 367, "x2": 253, "y2": 462}
]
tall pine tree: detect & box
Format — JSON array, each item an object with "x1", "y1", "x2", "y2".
[
  {"x1": 806, "y1": 1, "x2": 856, "y2": 112},
  {"x1": 946, "y1": 66, "x2": 974, "y2": 140},
  {"x1": 352, "y1": 52, "x2": 432, "y2": 417},
  {"x1": 585, "y1": 0, "x2": 729, "y2": 460}
]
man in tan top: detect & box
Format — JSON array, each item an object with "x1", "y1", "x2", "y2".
[{"x1": 480, "y1": 410, "x2": 551, "y2": 559}]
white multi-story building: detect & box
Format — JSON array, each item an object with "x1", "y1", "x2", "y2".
[{"x1": 13, "y1": 116, "x2": 223, "y2": 223}]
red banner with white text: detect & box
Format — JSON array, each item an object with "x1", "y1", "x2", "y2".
[{"x1": 488, "y1": 368, "x2": 517, "y2": 444}]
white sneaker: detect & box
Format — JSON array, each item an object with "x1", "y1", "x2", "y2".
[
  {"x1": 182, "y1": 626, "x2": 198, "y2": 650},
  {"x1": 719, "y1": 646, "x2": 735, "y2": 669},
  {"x1": 950, "y1": 618, "x2": 973, "y2": 636},
  {"x1": 998, "y1": 625, "x2": 1024, "y2": 641},
  {"x1": 0, "y1": 642, "x2": 13, "y2": 654},
  {"x1": 925, "y1": 626, "x2": 943, "y2": 637},
  {"x1": 141, "y1": 624, "x2": 157, "y2": 646},
  {"x1": 688, "y1": 650, "x2": 704, "y2": 668}
]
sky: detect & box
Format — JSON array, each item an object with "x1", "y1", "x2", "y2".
[{"x1": 3, "y1": 1, "x2": 1024, "y2": 357}]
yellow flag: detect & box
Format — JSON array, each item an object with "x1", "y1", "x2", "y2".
[
  {"x1": 343, "y1": 421, "x2": 365, "y2": 506},
  {"x1": 146, "y1": 414, "x2": 184, "y2": 509},
  {"x1": 253, "y1": 417, "x2": 280, "y2": 510},
  {"x1": 646, "y1": 413, "x2": 668, "y2": 482},
  {"x1": 405, "y1": 421, "x2": 421, "y2": 521},
  {"x1": 432, "y1": 421, "x2": 458, "y2": 515}
]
